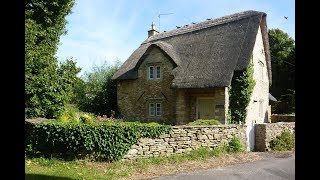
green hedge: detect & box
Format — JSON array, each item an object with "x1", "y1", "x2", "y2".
[
  {"x1": 187, "y1": 119, "x2": 221, "y2": 126},
  {"x1": 25, "y1": 121, "x2": 171, "y2": 161}
]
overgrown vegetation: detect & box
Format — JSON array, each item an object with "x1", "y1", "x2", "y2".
[
  {"x1": 187, "y1": 119, "x2": 221, "y2": 126},
  {"x1": 228, "y1": 57, "x2": 256, "y2": 124},
  {"x1": 227, "y1": 136, "x2": 244, "y2": 153},
  {"x1": 270, "y1": 130, "x2": 295, "y2": 151},
  {"x1": 25, "y1": 121, "x2": 171, "y2": 161}
]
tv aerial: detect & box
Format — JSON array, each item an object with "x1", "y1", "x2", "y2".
[{"x1": 158, "y1": 12, "x2": 173, "y2": 32}]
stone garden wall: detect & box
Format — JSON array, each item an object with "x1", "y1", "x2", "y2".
[
  {"x1": 123, "y1": 125, "x2": 247, "y2": 159},
  {"x1": 271, "y1": 114, "x2": 295, "y2": 123},
  {"x1": 255, "y1": 122, "x2": 295, "y2": 152}
]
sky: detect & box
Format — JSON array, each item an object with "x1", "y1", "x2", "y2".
[{"x1": 56, "y1": 0, "x2": 295, "y2": 76}]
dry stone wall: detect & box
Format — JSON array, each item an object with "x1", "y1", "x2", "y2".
[
  {"x1": 255, "y1": 122, "x2": 295, "y2": 151},
  {"x1": 123, "y1": 125, "x2": 247, "y2": 159}
]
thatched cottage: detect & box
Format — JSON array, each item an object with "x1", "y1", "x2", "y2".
[{"x1": 112, "y1": 11, "x2": 272, "y2": 130}]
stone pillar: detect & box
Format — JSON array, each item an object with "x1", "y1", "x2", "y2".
[
  {"x1": 176, "y1": 89, "x2": 187, "y2": 125},
  {"x1": 224, "y1": 87, "x2": 229, "y2": 124}
]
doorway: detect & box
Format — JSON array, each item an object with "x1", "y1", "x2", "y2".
[{"x1": 197, "y1": 98, "x2": 215, "y2": 119}]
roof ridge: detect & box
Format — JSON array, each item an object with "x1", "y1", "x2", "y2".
[{"x1": 143, "y1": 10, "x2": 265, "y2": 44}]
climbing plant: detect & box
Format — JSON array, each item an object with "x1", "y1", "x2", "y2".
[{"x1": 228, "y1": 56, "x2": 256, "y2": 124}]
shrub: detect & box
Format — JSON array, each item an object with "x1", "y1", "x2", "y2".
[
  {"x1": 56, "y1": 109, "x2": 81, "y2": 123},
  {"x1": 25, "y1": 122, "x2": 172, "y2": 161},
  {"x1": 187, "y1": 119, "x2": 221, "y2": 126},
  {"x1": 270, "y1": 130, "x2": 295, "y2": 151},
  {"x1": 80, "y1": 114, "x2": 95, "y2": 124},
  {"x1": 227, "y1": 136, "x2": 244, "y2": 153}
]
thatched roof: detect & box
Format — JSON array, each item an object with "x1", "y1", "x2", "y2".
[{"x1": 112, "y1": 10, "x2": 272, "y2": 88}]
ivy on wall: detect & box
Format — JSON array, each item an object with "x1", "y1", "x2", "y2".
[{"x1": 228, "y1": 56, "x2": 256, "y2": 124}]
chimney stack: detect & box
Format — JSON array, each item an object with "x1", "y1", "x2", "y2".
[{"x1": 148, "y1": 22, "x2": 158, "y2": 37}]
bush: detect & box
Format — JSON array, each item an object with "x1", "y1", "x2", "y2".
[
  {"x1": 56, "y1": 108, "x2": 81, "y2": 123},
  {"x1": 80, "y1": 114, "x2": 95, "y2": 124},
  {"x1": 187, "y1": 119, "x2": 221, "y2": 126},
  {"x1": 227, "y1": 136, "x2": 244, "y2": 153},
  {"x1": 25, "y1": 122, "x2": 171, "y2": 161},
  {"x1": 270, "y1": 130, "x2": 295, "y2": 151}
]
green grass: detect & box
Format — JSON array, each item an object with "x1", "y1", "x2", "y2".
[{"x1": 26, "y1": 146, "x2": 228, "y2": 180}]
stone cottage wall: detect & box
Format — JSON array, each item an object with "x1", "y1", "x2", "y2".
[
  {"x1": 271, "y1": 114, "x2": 295, "y2": 123},
  {"x1": 123, "y1": 125, "x2": 247, "y2": 160},
  {"x1": 255, "y1": 122, "x2": 295, "y2": 152},
  {"x1": 117, "y1": 47, "x2": 176, "y2": 124}
]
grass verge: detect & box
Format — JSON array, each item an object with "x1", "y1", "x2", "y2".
[{"x1": 26, "y1": 146, "x2": 249, "y2": 180}]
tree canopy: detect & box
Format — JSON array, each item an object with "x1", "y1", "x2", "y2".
[
  {"x1": 74, "y1": 61, "x2": 120, "y2": 117},
  {"x1": 268, "y1": 28, "x2": 295, "y2": 113},
  {"x1": 25, "y1": 0, "x2": 79, "y2": 118}
]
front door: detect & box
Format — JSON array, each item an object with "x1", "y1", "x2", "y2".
[{"x1": 197, "y1": 98, "x2": 215, "y2": 119}]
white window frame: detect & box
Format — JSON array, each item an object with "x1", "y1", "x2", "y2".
[
  {"x1": 149, "y1": 103, "x2": 162, "y2": 117},
  {"x1": 148, "y1": 66, "x2": 154, "y2": 79},
  {"x1": 148, "y1": 65, "x2": 161, "y2": 80},
  {"x1": 149, "y1": 103, "x2": 155, "y2": 116},
  {"x1": 156, "y1": 66, "x2": 161, "y2": 79},
  {"x1": 156, "y1": 103, "x2": 161, "y2": 116}
]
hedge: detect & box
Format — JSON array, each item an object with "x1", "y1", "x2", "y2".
[{"x1": 25, "y1": 121, "x2": 172, "y2": 161}]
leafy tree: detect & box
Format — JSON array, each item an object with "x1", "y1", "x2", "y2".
[
  {"x1": 57, "y1": 58, "x2": 82, "y2": 103},
  {"x1": 268, "y1": 29, "x2": 295, "y2": 113},
  {"x1": 25, "y1": 0, "x2": 76, "y2": 118},
  {"x1": 74, "y1": 61, "x2": 120, "y2": 117}
]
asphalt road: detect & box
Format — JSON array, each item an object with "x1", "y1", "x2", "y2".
[{"x1": 154, "y1": 152, "x2": 295, "y2": 180}]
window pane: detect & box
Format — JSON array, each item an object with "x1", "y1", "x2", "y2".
[
  {"x1": 156, "y1": 103, "x2": 161, "y2": 116},
  {"x1": 259, "y1": 101, "x2": 263, "y2": 118},
  {"x1": 156, "y1": 66, "x2": 161, "y2": 79},
  {"x1": 149, "y1": 103, "x2": 155, "y2": 116},
  {"x1": 149, "y1": 67, "x2": 154, "y2": 79}
]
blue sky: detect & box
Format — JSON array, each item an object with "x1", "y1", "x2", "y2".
[{"x1": 56, "y1": 0, "x2": 295, "y2": 76}]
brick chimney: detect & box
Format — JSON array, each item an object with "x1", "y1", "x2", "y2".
[{"x1": 148, "y1": 22, "x2": 158, "y2": 37}]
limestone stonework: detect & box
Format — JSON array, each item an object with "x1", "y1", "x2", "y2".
[
  {"x1": 117, "y1": 47, "x2": 176, "y2": 124},
  {"x1": 254, "y1": 122, "x2": 295, "y2": 151},
  {"x1": 271, "y1": 114, "x2": 295, "y2": 123},
  {"x1": 117, "y1": 47, "x2": 228, "y2": 125},
  {"x1": 123, "y1": 125, "x2": 247, "y2": 160}
]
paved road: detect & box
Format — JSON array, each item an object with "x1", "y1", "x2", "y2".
[{"x1": 154, "y1": 153, "x2": 295, "y2": 180}]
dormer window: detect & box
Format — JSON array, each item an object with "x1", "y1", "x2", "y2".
[{"x1": 148, "y1": 66, "x2": 161, "y2": 79}]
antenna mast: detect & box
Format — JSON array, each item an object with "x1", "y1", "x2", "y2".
[{"x1": 158, "y1": 12, "x2": 173, "y2": 32}]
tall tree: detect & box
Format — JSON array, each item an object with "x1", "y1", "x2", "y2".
[
  {"x1": 268, "y1": 28, "x2": 295, "y2": 113},
  {"x1": 25, "y1": 0, "x2": 76, "y2": 118}
]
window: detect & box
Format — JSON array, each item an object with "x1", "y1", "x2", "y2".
[
  {"x1": 258, "y1": 61, "x2": 264, "y2": 80},
  {"x1": 148, "y1": 66, "x2": 161, "y2": 79},
  {"x1": 156, "y1": 103, "x2": 161, "y2": 116},
  {"x1": 149, "y1": 103, "x2": 155, "y2": 116},
  {"x1": 149, "y1": 103, "x2": 161, "y2": 116},
  {"x1": 259, "y1": 100, "x2": 263, "y2": 118},
  {"x1": 148, "y1": 66, "x2": 154, "y2": 79},
  {"x1": 156, "y1": 66, "x2": 161, "y2": 79}
]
